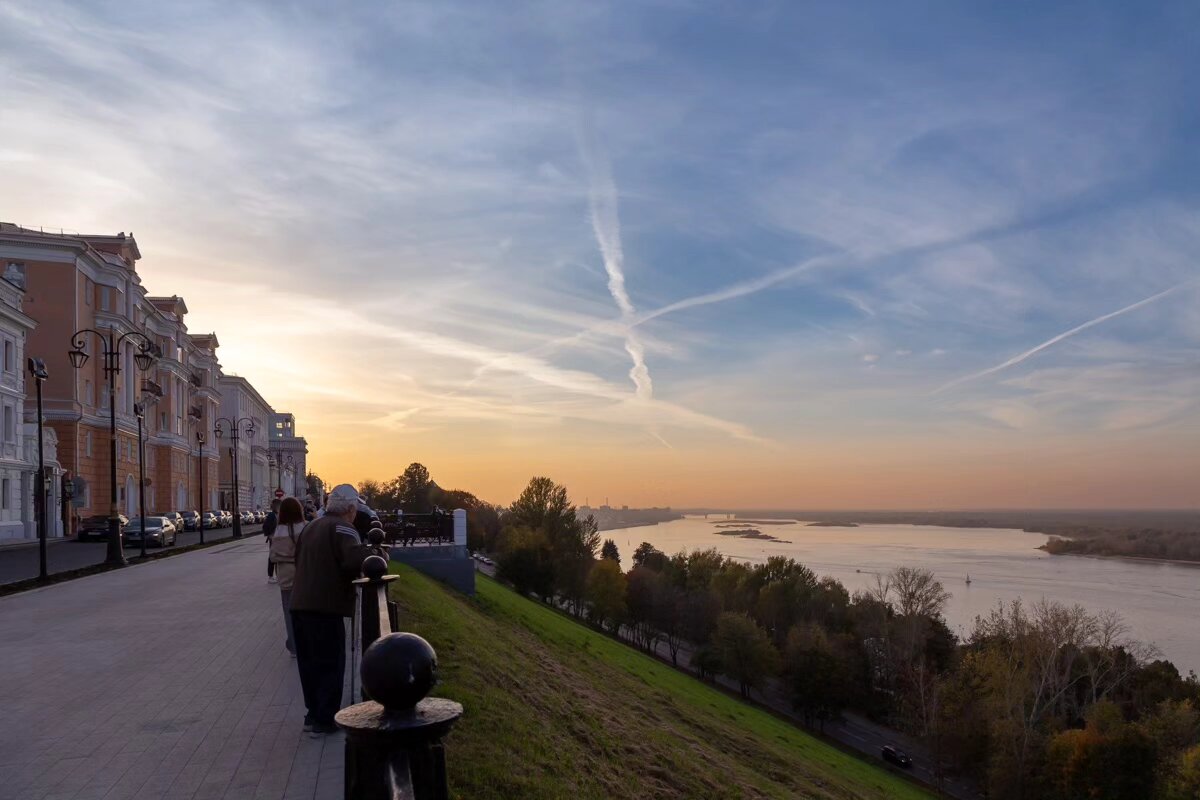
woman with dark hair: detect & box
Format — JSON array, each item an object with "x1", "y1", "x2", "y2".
[{"x1": 270, "y1": 496, "x2": 306, "y2": 656}]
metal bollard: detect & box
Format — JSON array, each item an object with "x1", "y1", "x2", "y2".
[
  {"x1": 352, "y1": 555, "x2": 397, "y2": 704},
  {"x1": 336, "y1": 633, "x2": 463, "y2": 800}
]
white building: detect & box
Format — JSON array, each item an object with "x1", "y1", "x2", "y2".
[
  {"x1": 268, "y1": 412, "x2": 308, "y2": 502},
  {"x1": 0, "y1": 275, "x2": 62, "y2": 540},
  {"x1": 215, "y1": 375, "x2": 275, "y2": 512}
]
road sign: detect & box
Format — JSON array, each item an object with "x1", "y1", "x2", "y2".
[{"x1": 275, "y1": 488, "x2": 285, "y2": 499}]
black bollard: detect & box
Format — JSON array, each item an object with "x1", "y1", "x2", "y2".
[{"x1": 336, "y1": 633, "x2": 463, "y2": 800}]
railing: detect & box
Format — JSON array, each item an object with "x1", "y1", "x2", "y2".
[
  {"x1": 339, "y1": 553, "x2": 463, "y2": 799},
  {"x1": 378, "y1": 511, "x2": 455, "y2": 547}
]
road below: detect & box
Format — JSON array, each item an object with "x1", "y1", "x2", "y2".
[{"x1": 0, "y1": 524, "x2": 266, "y2": 585}]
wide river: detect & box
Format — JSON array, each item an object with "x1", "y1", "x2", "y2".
[{"x1": 609, "y1": 516, "x2": 1200, "y2": 674}]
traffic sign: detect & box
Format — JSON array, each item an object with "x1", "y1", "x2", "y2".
[{"x1": 274, "y1": 488, "x2": 285, "y2": 499}]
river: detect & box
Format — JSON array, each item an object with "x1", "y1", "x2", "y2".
[{"x1": 608, "y1": 516, "x2": 1200, "y2": 675}]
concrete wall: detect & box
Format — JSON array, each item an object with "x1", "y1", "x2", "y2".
[{"x1": 388, "y1": 546, "x2": 476, "y2": 595}]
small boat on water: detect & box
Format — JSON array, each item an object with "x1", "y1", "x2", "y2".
[{"x1": 965, "y1": 575, "x2": 972, "y2": 585}]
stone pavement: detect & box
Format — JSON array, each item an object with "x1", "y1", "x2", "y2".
[{"x1": 0, "y1": 537, "x2": 344, "y2": 800}]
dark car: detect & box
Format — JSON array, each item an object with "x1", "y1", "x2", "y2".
[
  {"x1": 77, "y1": 514, "x2": 129, "y2": 541},
  {"x1": 881, "y1": 746, "x2": 913, "y2": 769},
  {"x1": 179, "y1": 511, "x2": 200, "y2": 531},
  {"x1": 124, "y1": 517, "x2": 177, "y2": 548}
]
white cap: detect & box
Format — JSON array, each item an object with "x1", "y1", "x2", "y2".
[{"x1": 327, "y1": 484, "x2": 361, "y2": 505}]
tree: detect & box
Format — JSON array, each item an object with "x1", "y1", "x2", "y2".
[
  {"x1": 397, "y1": 462, "x2": 433, "y2": 513},
  {"x1": 495, "y1": 525, "x2": 555, "y2": 600},
  {"x1": 586, "y1": 559, "x2": 627, "y2": 632},
  {"x1": 1162, "y1": 745, "x2": 1200, "y2": 800},
  {"x1": 713, "y1": 612, "x2": 779, "y2": 698},
  {"x1": 632, "y1": 542, "x2": 667, "y2": 571},
  {"x1": 889, "y1": 566, "x2": 951, "y2": 618},
  {"x1": 600, "y1": 539, "x2": 620, "y2": 562},
  {"x1": 357, "y1": 479, "x2": 382, "y2": 507},
  {"x1": 1043, "y1": 703, "x2": 1157, "y2": 800},
  {"x1": 305, "y1": 472, "x2": 325, "y2": 501},
  {"x1": 784, "y1": 623, "x2": 850, "y2": 729}
]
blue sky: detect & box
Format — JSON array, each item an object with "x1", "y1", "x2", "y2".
[{"x1": 2, "y1": 0, "x2": 1198, "y2": 506}]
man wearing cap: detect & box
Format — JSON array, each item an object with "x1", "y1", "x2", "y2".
[{"x1": 290, "y1": 483, "x2": 372, "y2": 735}]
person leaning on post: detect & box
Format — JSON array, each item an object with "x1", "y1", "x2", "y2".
[{"x1": 289, "y1": 484, "x2": 372, "y2": 736}]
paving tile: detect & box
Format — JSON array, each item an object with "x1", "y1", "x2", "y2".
[{"x1": 0, "y1": 539, "x2": 343, "y2": 800}]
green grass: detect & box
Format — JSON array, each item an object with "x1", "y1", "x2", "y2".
[{"x1": 388, "y1": 565, "x2": 932, "y2": 800}]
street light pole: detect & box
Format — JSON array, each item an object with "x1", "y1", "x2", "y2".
[
  {"x1": 68, "y1": 328, "x2": 158, "y2": 567},
  {"x1": 197, "y1": 430, "x2": 207, "y2": 545},
  {"x1": 134, "y1": 402, "x2": 148, "y2": 560},
  {"x1": 214, "y1": 416, "x2": 254, "y2": 539},
  {"x1": 28, "y1": 358, "x2": 49, "y2": 581}
]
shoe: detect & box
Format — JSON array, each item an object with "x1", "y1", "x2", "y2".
[
  {"x1": 303, "y1": 717, "x2": 315, "y2": 732},
  {"x1": 309, "y1": 722, "x2": 338, "y2": 736},
  {"x1": 268, "y1": 577, "x2": 277, "y2": 584}
]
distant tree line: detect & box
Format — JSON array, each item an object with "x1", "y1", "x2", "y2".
[
  {"x1": 489, "y1": 476, "x2": 1200, "y2": 800},
  {"x1": 1042, "y1": 529, "x2": 1200, "y2": 563}
]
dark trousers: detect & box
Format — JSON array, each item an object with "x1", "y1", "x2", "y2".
[{"x1": 291, "y1": 610, "x2": 346, "y2": 726}]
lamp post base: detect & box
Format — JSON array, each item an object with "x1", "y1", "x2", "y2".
[
  {"x1": 105, "y1": 518, "x2": 127, "y2": 566},
  {"x1": 232, "y1": 521, "x2": 242, "y2": 539}
]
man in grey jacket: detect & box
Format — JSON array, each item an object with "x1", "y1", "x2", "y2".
[{"x1": 290, "y1": 484, "x2": 372, "y2": 734}]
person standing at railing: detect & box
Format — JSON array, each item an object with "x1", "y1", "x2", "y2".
[{"x1": 289, "y1": 484, "x2": 372, "y2": 736}]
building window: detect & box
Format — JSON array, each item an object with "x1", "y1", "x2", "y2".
[
  {"x1": 101, "y1": 386, "x2": 109, "y2": 410},
  {"x1": 3, "y1": 406, "x2": 12, "y2": 443},
  {"x1": 85, "y1": 431, "x2": 93, "y2": 458},
  {"x1": 2, "y1": 340, "x2": 12, "y2": 372},
  {"x1": 100, "y1": 286, "x2": 112, "y2": 311},
  {"x1": 85, "y1": 278, "x2": 93, "y2": 305},
  {"x1": 84, "y1": 380, "x2": 94, "y2": 407},
  {"x1": 1, "y1": 478, "x2": 8, "y2": 510}
]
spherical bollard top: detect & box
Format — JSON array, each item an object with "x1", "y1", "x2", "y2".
[
  {"x1": 367, "y1": 527, "x2": 385, "y2": 546},
  {"x1": 361, "y1": 632, "x2": 438, "y2": 711},
  {"x1": 361, "y1": 554, "x2": 388, "y2": 580}
]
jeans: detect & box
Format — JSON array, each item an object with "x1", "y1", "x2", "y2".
[
  {"x1": 279, "y1": 589, "x2": 295, "y2": 653},
  {"x1": 291, "y1": 610, "x2": 346, "y2": 726}
]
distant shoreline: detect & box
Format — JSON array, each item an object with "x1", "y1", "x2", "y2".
[{"x1": 1042, "y1": 550, "x2": 1200, "y2": 568}]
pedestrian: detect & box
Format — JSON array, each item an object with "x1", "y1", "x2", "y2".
[
  {"x1": 269, "y1": 496, "x2": 304, "y2": 656},
  {"x1": 289, "y1": 484, "x2": 371, "y2": 735},
  {"x1": 264, "y1": 498, "x2": 281, "y2": 583}
]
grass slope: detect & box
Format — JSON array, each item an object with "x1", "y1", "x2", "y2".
[{"x1": 388, "y1": 565, "x2": 931, "y2": 800}]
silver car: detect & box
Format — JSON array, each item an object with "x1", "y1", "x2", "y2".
[{"x1": 123, "y1": 517, "x2": 178, "y2": 548}]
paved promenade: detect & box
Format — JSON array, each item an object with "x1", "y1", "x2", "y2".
[{"x1": 0, "y1": 537, "x2": 343, "y2": 800}]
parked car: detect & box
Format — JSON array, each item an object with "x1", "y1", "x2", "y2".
[
  {"x1": 179, "y1": 510, "x2": 200, "y2": 531},
  {"x1": 124, "y1": 517, "x2": 178, "y2": 548},
  {"x1": 161, "y1": 511, "x2": 184, "y2": 530},
  {"x1": 201, "y1": 511, "x2": 221, "y2": 529},
  {"x1": 77, "y1": 514, "x2": 128, "y2": 541},
  {"x1": 254, "y1": 510, "x2": 266, "y2": 523},
  {"x1": 881, "y1": 746, "x2": 913, "y2": 769},
  {"x1": 219, "y1": 510, "x2": 233, "y2": 527},
  {"x1": 239, "y1": 510, "x2": 255, "y2": 525}
]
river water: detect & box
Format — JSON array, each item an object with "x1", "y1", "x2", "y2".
[{"x1": 608, "y1": 516, "x2": 1200, "y2": 675}]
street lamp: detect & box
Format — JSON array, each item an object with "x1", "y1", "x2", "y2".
[
  {"x1": 196, "y1": 430, "x2": 207, "y2": 544},
  {"x1": 133, "y1": 400, "x2": 150, "y2": 560},
  {"x1": 213, "y1": 416, "x2": 254, "y2": 538},
  {"x1": 68, "y1": 328, "x2": 158, "y2": 566},
  {"x1": 28, "y1": 357, "x2": 49, "y2": 581}
]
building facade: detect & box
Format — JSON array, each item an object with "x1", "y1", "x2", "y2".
[
  {"x1": 215, "y1": 376, "x2": 274, "y2": 512},
  {"x1": 0, "y1": 224, "x2": 223, "y2": 531},
  {"x1": 268, "y1": 412, "x2": 308, "y2": 501}
]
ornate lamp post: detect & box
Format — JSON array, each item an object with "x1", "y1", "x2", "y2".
[
  {"x1": 196, "y1": 430, "x2": 208, "y2": 544},
  {"x1": 28, "y1": 357, "x2": 50, "y2": 581},
  {"x1": 68, "y1": 328, "x2": 158, "y2": 566},
  {"x1": 133, "y1": 401, "x2": 150, "y2": 559},
  {"x1": 213, "y1": 416, "x2": 254, "y2": 538}
]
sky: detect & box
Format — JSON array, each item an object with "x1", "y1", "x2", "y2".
[{"x1": 2, "y1": 1, "x2": 1198, "y2": 509}]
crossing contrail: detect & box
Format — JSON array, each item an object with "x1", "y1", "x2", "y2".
[
  {"x1": 578, "y1": 117, "x2": 653, "y2": 401},
  {"x1": 935, "y1": 279, "x2": 1198, "y2": 393}
]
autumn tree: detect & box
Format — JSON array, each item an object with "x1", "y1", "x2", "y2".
[
  {"x1": 713, "y1": 612, "x2": 779, "y2": 698},
  {"x1": 586, "y1": 559, "x2": 627, "y2": 632}
]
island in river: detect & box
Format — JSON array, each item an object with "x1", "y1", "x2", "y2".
[
  {"x1": 807, "y1": 521, "x2": 860, "y2": 527},
  {"x1": 713, "y1": 528, "x2": 792, "y2": 543}
]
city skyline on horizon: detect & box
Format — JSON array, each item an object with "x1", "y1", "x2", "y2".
[{"x1": 3, "y1": 1, "x2": 1198, "y2": 510}]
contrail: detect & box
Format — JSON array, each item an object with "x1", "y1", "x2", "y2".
[
  {"x1": 578, "y1": 116, "x2": 653, "y2": 401},
  {"x1": 935, "y1": 279, "x2": 1198, "y2": 393}
]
